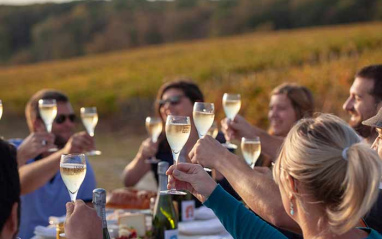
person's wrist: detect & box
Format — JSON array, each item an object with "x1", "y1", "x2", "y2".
[{"x1": 202, "y1": 181, "x2": 218, "y2": 202}]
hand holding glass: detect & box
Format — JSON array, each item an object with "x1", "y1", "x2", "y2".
[
  {"x1": 38, "y1": 99, "x2": 58, "y2": 152},
  {"x1": 60, "y1": 153, "x2": 87, "y2": 202},
  {"x1": 222, "y1": 93, "x2": 241, "y2": 149},
  {"x1": 145, "y1": 116, "x2": 163, "y2": 164},
  {"x1": 81, "y1": 107, "x2": 101, "y2": 156},
  {"x1": 162, "y1": 115, "x2": 191, "y2": 195},
  {"x1": 207, "y1": 121, "x2": 219, "y2": 139},
  {"x1": 241, "y1": 137, "x2": 261, "y2": 169}
]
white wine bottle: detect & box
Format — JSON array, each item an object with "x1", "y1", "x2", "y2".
[
  {"x1": 152, "y1": 162, "x2": 178, "y2": 239},
  {"x1": 93, "y1": 188, "x2": 111, "y2": 239}
]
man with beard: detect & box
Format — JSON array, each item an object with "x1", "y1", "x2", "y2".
[
  {"x1": 10, "y1": 89, "x2": 97, "y2": 239},
  {"x1": 343, "y1": 64, "x2": 382, "y2": 144}
]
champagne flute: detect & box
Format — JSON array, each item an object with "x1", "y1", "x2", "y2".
[
  {"x1": 162, "y1": 115, "x2": 191, "y2": 195},
  {"x1": 222, "y1": 93, "x2": 241, "y2": 149},
  {"x1": 80, "y1": 107, "x2": 101, "y2": 156},
  {"x1": 193, "y1": 102, "x2": 215, "y2": 171},
  {"x1": 38, "y1": 99, "x2": 58, "y2": 152},
  {"x1": 60, "y1": 153, "x2": 87, "y2": 202},
  {"x1": 241, "y1": 137, "x2": 261, "y2": 169},
  {"x1": 145, "y1": 116, "x2": 163, "y2": 164},
  {"x1": 0, "y1": 100, "x2": 3, "y2": 121}
]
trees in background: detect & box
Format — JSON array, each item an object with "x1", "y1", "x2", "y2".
[{"x1": 0, "y1": 0, "x2": 381, "y2": 65}]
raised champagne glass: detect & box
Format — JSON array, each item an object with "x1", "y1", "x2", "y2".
[
  {"x1": 241, "y1": 137, "x2": 261, "y2": 169},
  {"x1": 162, "y1": 115, "x2": 191, "y2": 195},
  {"x1": 145, "y1": 116, "x2": 163, "y2": 164},
  {"x1": 81, "y1": 107, "x2": 101, "y2": 156},
  {"x1": 60, "y1": 153, "x2": 87, "y2": 202},
  {"x1": 193, "y1": 102, "x2": 215, "y2": 171},
  {"x1": 38, "y1": 99, "x2": 58, "y2": 152},
  {"x1": 222, "y1": 93, "x2": 241, "y2": 149},
  {"x1": 0, "y1": 100, "x2": 3, "y2": 121}
]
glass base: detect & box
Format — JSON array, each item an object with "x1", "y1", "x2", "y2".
[
  {"x1": 222, "y1": 142, "x2": 238, "y2": 149},
  {"x1": 47, "y1": 147, "x2": 58, "y2": 152},
  {"x1": 86, "y1": 150, "x2": 102, "y2": 156},
  {"x1": 204, "y1": 167, "x2": 212, "y2": 172},
  {"x1": 145, "y1": 158, "x2": 161, "y2": 164},
  {"x1": 160, "y1": 190, "x2": 187, "y2": 195}
]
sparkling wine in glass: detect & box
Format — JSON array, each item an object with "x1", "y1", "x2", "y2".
[
  {"x1": 38, "y1": 99, "x2": 58, "y2": 152},
  {"x1": 162, "y1": 115, "x2": 191, "y2": 195},
  {"x1": 193, "y1": 102, "x2": 215, "y2": 171},
  {"x1": 241, "y1": 137, "x2": 261, "y2": 169},
  {"x1": 222, "y1": 93, "x2": 241, "y2": 149},
  {"x1": 60, "y1": 153, "x2": 87, "y2": 202},
  {"x1": 145, "y1": 116, "x2": 163, "y2": 164},
  {"x1": 81, "y1": 107, "x2": 101, "y2": 156},
  {"x1": 0, "y1": 100, "x2": 3, "y2": 121}
]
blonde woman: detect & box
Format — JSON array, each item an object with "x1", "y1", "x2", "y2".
[{"x1": 167, "y1": 114, "x2": 382, "y2": 239}]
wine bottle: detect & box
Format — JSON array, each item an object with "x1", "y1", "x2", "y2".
[
  {"x1": 152, "y1": 162, "x2": 178, "y2": 239},
  {"x1": 173, "y1": 192, "x2": 195, "y2": 222},
  {"x1": 93, "y1": 188, "x2": 111, "y2": 239},
  {"x1": 173, "y1": 151, "x2": 195, "y2": 222}
]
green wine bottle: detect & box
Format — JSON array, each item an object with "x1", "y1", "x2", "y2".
[
  {"x1": 93, "y1": 188, "x2": 111, "y2": 239},
  {"x1": 152, "y1": 162, "x2": 178, "y2": 239},
  {"x1": 173, "y1": 192, "x2": 195, "y2": 222}
]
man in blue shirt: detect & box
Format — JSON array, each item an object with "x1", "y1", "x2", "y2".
[{"x1": 12, "y1": 89, "x2": 97, "y2": 239}]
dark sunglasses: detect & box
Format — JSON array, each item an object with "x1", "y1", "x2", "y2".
[
  {"x1": 55, "y1": 114, "x2": 76, "y2": 124},
  {"x1": 158, "y1": 95, "x2": 185, "y2": 107}
]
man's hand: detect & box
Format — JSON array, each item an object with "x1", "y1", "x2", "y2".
[
  {"x1": 167, "y1": 163, "x2": 217, "y2": 203},
  {"x1": 65, "y1": 200, "x2": 102, "y2": 239},
  {"x1": 17, "y1": 132, "x2": 55, "y2": 166},
  {"x1": 221, "y1": 114, "x2": 256, "y2": 141},
  {"x1": 189, "y1": 135, "x2": 235, "y2": 169},
  {"x1": 62, "y1": 131, "x2": 94, "y2": 154}
]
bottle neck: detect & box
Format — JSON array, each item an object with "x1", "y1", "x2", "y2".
[
  {"x1": 94, "y1": 203, "x2": 108, "y2": 229},
  {"x1": 158, "y1": 174, "x2": 168, "y2": 192}
]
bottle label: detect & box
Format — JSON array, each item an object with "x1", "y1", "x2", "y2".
[
  {"x1": 164, "y1": 229, "x2": 178, "y2": 239},
  {"x1": 181, "y1": 200, "x2": 195, "y2": 221}
]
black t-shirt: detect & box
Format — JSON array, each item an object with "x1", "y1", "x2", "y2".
[{"x1": 365, "y1": 189, "x2": 382, "y2": 234}]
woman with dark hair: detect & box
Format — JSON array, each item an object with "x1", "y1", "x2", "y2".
[{"x1": 123, "y1": 79, "x2": 227, "y2": 186}]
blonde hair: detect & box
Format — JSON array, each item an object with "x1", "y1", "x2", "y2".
[{"x1": 273, "y1": 114, "x2": 382, "y2": 235}]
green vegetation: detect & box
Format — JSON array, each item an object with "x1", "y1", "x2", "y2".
[
  {"x1": 1, "y1": 22, "x2": 382, "y2": 190},
  {"x1": 1, "y1": 22, "x2": 381, "y2": 129},
  {"x1": 0, "y1": 0, "x2": 381, "y2": 64}
]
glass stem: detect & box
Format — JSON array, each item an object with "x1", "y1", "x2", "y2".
[
  {"x1": 46, "y1": 124, "x2": 52, "y2": 133},
  {"x1": 170, "y1": 151, "x2": 180, "y2": 191},
  {"x1": 69, "y1": 191, "x2": 78, "y2": 202}
]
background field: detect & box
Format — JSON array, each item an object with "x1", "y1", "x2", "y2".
[{"x1": 0, "y1": 22, "x2": 381, "y2": 191}]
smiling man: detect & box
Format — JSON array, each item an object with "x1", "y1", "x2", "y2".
[
  {"x1": 343, "y1": 64, "x2": 382, "y2": 145},
  {"x1": 10, "y1": 89, "x2": 97, "y2": 239}
]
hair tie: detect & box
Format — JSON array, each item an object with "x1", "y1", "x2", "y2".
[{"x1": 342, "y1": 147, "x2": 349, "y2": 160}]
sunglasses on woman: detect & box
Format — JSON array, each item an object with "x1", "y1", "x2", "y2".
[{"x1": 158, "y1": 95, "x2": 185, "y2": 107}]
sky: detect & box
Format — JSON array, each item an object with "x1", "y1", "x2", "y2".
[{"x1": 0, "y1": 0, "x2": 74, "y2": 5}]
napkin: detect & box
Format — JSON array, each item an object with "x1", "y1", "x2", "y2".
[
  {"x1": 34, "y1": 225, "x2": 56, "y2": 238},
  {"x1": 195, "y1": 206, "x2": 216, "y2": 220},
  {"x1": 179, "y1": 218, "x2": 226, "y2": 235}
]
